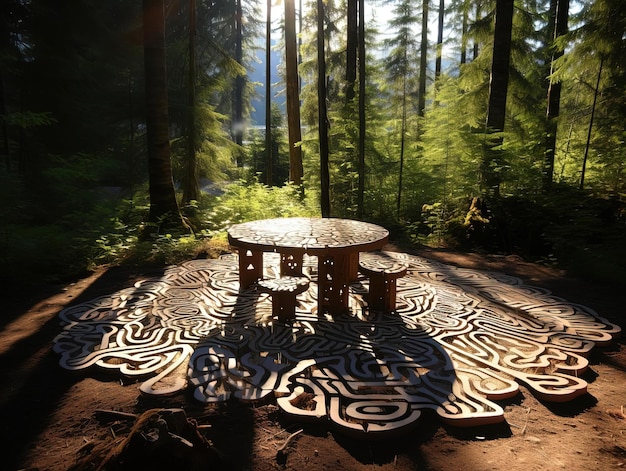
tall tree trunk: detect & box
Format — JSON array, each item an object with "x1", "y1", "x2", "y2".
[
  {"x1": 0, "y1": 71, "x2": 10, "y2": 171},
  {"x1": 233, "y1": 0, "x2": 244, "y2": 166},
  {"x1": 461, "y1": 0, "x2": 468, "y2": 65},
  {"x1": 346, "y1": 0, "x2": 357, "y2": 101},
  {"x1": 265, "y1": 0, "x2": 273, "y2": 186},
  {"x1": 435, "y1": 0, "x2": 445, "y2": 77},
  {"x1": 182, "y1": 0, "x2": 199, "y2": 206},
  {"x1": 418, "y1": 0, "x2": 429, "y2": 117},
  {"x1": 142, "y1": 0, "x2": 185, "y2": 230},
  {"x1": 285, "y1": 0, "x2": 303, "y2": 185},
  {"x1": 299, "y1": 0, "x2": 303, "y2": 68},
  {"x1": 481, "y1": 0, "x2": 514, "y2": 196},
  {"x1": 356, "y1": 0, "x2": 365, "y2": 218},
  {"x1": 318, "y1": 0, "x2": 330, "y2": 217},
  {"x1": 543, "y1": 0, "x2": 570, "y2": 190},
  {"x1": 127, "y1": 73, "x2": 136, "y2": 196},
  {"x1": 473, "y1": 1, "x2": 481, "y2": 60},
  {"x1": 580, "y1": 56, "x2": 603, "y2": 191},
  {"x1": 397, "y1": 73, "x2": 407, "y2": 217}
]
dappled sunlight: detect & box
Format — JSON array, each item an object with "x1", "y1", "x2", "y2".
[{"x1": 53, "y1": 252, "x2": 620, "y2": 436}]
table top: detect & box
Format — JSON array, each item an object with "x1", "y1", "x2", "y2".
[{"x1": 227, "y1": 217, "x2": 389, "y2": 254}]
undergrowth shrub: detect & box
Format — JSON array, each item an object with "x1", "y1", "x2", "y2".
[{"x1": 202, "y1": 181, "x2": 318, "y2": 232}]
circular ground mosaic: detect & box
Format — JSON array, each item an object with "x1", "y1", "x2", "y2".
[{"x1": 54, "y1": 252, "x2": 621, "y2": 435}]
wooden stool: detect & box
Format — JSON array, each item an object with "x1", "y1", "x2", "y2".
[
  {"x1": 257, "y1": 276, "x2": 310, "y2": 322},
  {"x1": 359, "y1": 253, "x2": 408, "y2": 313}
]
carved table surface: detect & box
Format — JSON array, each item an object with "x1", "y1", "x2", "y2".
[
  {"x1": 227, "y1": 217, "x2": 389, "y2": 252},
  {"x1": 227, "y1": 217, "x2": 389, "y2": 314}
]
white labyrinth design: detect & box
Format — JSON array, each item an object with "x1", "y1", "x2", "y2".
[{"x1": 54, "y1": 252, "x2": 621, "y2": 435}]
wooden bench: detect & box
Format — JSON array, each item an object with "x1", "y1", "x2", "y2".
[
  {"x1": 358, "y1": 253, "x2": 408, "y2": 313},
  {"x1": 257, "y1": 276, "x2": 310, "y2": 322}
]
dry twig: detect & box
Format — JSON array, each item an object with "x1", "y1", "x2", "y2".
[{"x1": 276, "y1": 429, "x2": 303, "y2": 464}]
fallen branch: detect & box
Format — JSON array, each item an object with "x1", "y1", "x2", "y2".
[
  {"x1": 277, "y1": 429, "x2": 303, "y2": 453},
  {"x1": 276, "y1": 429, "x2": 303, "y2": 464}
]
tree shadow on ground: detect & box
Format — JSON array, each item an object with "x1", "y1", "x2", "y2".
[{"x1": 1, "y1": 264, "x2": 166, "y2": 470}]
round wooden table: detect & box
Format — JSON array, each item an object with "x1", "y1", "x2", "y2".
[{"x1": 227, "y1": 217, "x2": 389, "y2": 315}]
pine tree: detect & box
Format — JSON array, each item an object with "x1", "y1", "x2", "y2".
[
  {"x1": 285, "y1": 0, "x2": 304, "y2": 186},
  {"x1": 382, "y1": 0, "x2": 420, "y2": 216},
  {"x1": 481, "y1": 0, "x2": 514, "y2": 196},
  {"x1": 143, "y1": 0, "x2": 186, "y2": 231},
  {"x1": 318, "y1": 0, "x2": 331, "y2": 216},
  {"x1": 550, "y1": 0, "x2": 625, "y2": 193},
  {"x1": 543, "y1": 0, "x2": 570, "y2": 190},
  {"x1": 182, "y1": 0, "x2": 199, "y2": 206},
  {"x1": 418, "y1": 0, "x2": 429, "y2": 117}
]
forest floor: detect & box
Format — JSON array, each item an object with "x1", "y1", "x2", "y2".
[{"x1": 2, "y1": 246, "x2": 625, "y2": 471}]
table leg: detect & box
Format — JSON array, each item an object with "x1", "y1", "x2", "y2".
[
  {"x1": 280, "y1": 251, "x2": 304, "y2": 277},
  {"x1": 238, "y1": 249, "x2": 263, "y2": 289},
  {"x1": 318, "y1": 252, "x2": 351, "y2": 315},
  {"x1": 348, "y1": 252, "x2": 359, "y2": 281},
  {"x1": 368, "y1": 275, "x2": 398, "y2": 312}
]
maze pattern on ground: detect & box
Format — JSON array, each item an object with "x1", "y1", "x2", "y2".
[{"x1": 54, "y1": 252, "x2": 621, "y2": 435}]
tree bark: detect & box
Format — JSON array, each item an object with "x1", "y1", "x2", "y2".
[
  {"x1": 481, "y1": 0, "x2": 514, "y2": 195},
  {"x1": 543, "y1": 0, "x2": 570, "y2": 190},
  {"x1": 346, "y1": 0, "x2": 357, "y2": 102},
  {"x1": 318, "y1": 0, "x2": 330, "y2": 217},
  {"x1": 233, "y1": 0, "x2": 244, "y2": 166},
  {"x1": 473, "y1": 1, "x2": 481, "y2": 60},
  {"x1": 435, "y1": 0, "x2": 445, "y2": 77},
  {"x1": 461, "y1": 0, "x2": 468, "y2": 65},
  {"x1": 142, "y1": 0, "x2": 185, "y2": 230},
  {"x1": 182, "y1": 0, "x2": 199, "y2": 206},
  {"x1": 0, "y1": 71, "x2": 10, "y2": 171},
  {"x1": 418, "y1": 0, "x2": 429, "y2": 117},
  {"x1": 356, "y1": 0, "x2": 365, "y2": 218},
  {"x1": 285, "y1": 0, "x2": 303, "y2": 185},
  {"x1": 397, "y1": 73, "x2": 407, "y2": 217},
  {"x1": 580, "y1": 56, "x2": 603, "y2": 191},
  {"x1": 486, "y1": 0, "x2": 513, "y2": 132},
  {"x1": 265, "y1": 0, "x2": 273, "y2": 186}
]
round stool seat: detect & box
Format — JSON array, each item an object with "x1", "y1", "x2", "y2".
[
  {"x1": 257, "y1": 276, "x2": 310, "y2": 321},
  {"x1": 358, "y1": 253, "x2": 408, "y2": 313}
]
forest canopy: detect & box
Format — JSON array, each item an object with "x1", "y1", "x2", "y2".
[{"x1": 1, "y1": 0, "x2": 624, "y2": 284}]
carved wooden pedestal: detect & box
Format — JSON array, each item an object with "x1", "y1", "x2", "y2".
[
  {"x1": 257, "y1": 276, "x2": 310, "y2": 321},
  {"x1": 238, "y1": 249, "x2": 263, "y2": 288},
  {"x1": 228, "y1": 218, "x2": 389, "y2": 314},
  {"x1": 359, "y1": 253, "x2": 408, "y2": 312}
]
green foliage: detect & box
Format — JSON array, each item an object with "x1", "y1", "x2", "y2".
[
  {"x1": 244, "y1": 106, "x2": 290, "y2": 185},
  {"x1": 1, "y1": 111, "x2": 56, "y2": 128},
  {"x1": 1, "y1": 223, "x2": 87, "y2": 283},
  {"x1": 549, "y1": 0, "x2": 626, "y2": 194},
  {"x1": 203, "y1": 181, "x2": 318, "y2": 232},
  {"x1": 1, "y1": 0, "x2": 624, "y2": 290},
  {"x1": 486, "y1": 186, "x2": 626, "y2": 281},
  {"x1": 170, "y1": 102, "x2": 237, "y2": 186}
]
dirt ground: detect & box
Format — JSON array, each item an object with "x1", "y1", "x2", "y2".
[{"x1": 2, "y1": 247, "x2": 625, "y2": 471}]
